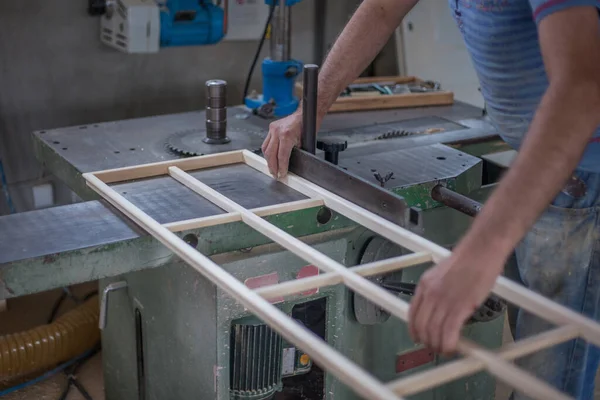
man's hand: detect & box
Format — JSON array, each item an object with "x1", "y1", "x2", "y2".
[
  {"x1": 408, "y1": 248, "x2": 506, "y2": 355},
  {"x1": 408, "y1": 5, "x2": 600, "y2": 354},
  {"x1": 261, "y1": 112, "x2": 305, "y2": 178}
]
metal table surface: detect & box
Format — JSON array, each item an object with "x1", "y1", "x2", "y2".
[
  {"x1": 0, "y1": 165, "x2": 305, "y2": 265},
  {"x1": 3, "y1": 102, "x2": 495, "y2": 266},
  {"x1": 32, "y1": 103, "x2": 488, "y2": 174}
]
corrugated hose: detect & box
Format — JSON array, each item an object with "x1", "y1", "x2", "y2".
[{"x1": 0, "y1": 295, "x2": 100, "y2": 382}]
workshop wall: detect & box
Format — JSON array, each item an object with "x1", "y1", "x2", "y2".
[{"x1": 0, "y1": 0, "x2": 327, "y2": 215}]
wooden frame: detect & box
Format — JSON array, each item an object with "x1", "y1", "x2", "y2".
[
  {"x1": 295, "y1": 75, "x2": 454, "y2": 113},
  {"x1": 83, "y1": 150, "x2": 600, "y2": 400}
]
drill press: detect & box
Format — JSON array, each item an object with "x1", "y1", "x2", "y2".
[{"x1": 244, "y1": 0, "x2": 304, "y2": 118}]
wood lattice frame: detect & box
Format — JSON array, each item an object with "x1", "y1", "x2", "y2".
[{"x1": 83, "y1": 150, "x2": 600, "y2": 400}]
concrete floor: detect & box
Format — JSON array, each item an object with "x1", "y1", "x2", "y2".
[{"x1": 1, "y1": 286, "x2": 599, "y2": 400}]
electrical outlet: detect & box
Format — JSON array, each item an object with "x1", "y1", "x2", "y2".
[{"x1": 32, "y1": 182, "x2": 54, "y2": 209}]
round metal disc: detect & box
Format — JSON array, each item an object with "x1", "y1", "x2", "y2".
[
  {"x1": 353, "y1": 237, "x2": 408, "y2": 325},
  {"x1": 166, "y1": 127, "x2": 265, "y2": 157}
]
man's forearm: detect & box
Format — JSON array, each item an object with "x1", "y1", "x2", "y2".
[
  {"x1": 308, "y1": 0, "x2": 418, "y2": 121},
  {"x1": 455, "y1": 80, "x2": 600, "y2": 263}
]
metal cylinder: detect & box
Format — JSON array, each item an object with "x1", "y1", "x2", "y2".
[
  {"x1": 430, "y1": 184, "x2": 482, "y2": 217},
  {"x1": 301, "y1": 64, "x2": 318, "y2": 154},
  {"x1": 204, "y1": 79, "x2": 230, "y2": 144},
  {"x1": 270, "y1": 0, "x2": 291, "y2": 61}
]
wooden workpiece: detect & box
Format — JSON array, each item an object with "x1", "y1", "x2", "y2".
[
  {"x1": 83, "y1": 150, "x2": 600, "y2": 400},
  {"x1": 295, "y1": 75, "x2": 454, "y2": 113}
]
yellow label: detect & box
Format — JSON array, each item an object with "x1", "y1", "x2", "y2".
[{"x1": 299, "y1": 354, "x2": 310, "y2": 366}]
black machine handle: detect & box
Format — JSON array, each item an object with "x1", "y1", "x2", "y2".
[
  {"x1": 316, "y1": 138, "x2": 348, "y2": 166},
  {"x1": 301, "y1": 64, "x2": 319, "y2": 154}
]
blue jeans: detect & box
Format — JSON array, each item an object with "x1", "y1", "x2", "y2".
[{"x1": 509, "y1": 170, "x2": 600, "y2": 399}]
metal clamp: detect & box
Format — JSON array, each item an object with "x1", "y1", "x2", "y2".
[{"x1": 99, "y1": 281, "x2": 128, "y2": 330}]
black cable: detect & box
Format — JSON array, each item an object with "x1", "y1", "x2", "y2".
[
  {"x1": 70, "y1": 377, "x2": 94, "y2": 400},
  {"x1": 57, "y1": 378, "x2": 72, "y2": 400},
  {"x1": 48, "y1": 289, "x2": 98, "y2": 323},
  {"x1": 57, "y1": 345, "x2": 101, "y2": 400},
  {"x1": 47, "y1": 290, "x2": 68, "y2": 324},
  {"x1": 242, "y1": 3, "x2": 276, "y2": 104}
]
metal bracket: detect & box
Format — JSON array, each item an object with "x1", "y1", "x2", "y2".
[{"x1": 99, "y1": 281, "x2": 128, "y2": 330}]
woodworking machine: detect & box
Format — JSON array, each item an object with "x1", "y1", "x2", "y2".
[{"x1": 0, "y1": 67, "x2": 513, "y2": 399}]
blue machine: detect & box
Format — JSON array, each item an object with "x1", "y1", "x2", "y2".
[
  {"x1": 157, "y1": 0, "x2": 304, "y2": 118},
  {"x1": 245, "y1": 58, "x2": 303, "y2": 117},
  {"x1": 244, "y1": 0, "x2": 305, "y2": 118},
  {"x1": 159, "y1": 0, "x2": 227, "y2": 47}
]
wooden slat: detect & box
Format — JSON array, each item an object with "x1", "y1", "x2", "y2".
[
  {"x1": 168, "y1": 165, "x2": 571, "y2": 400},
  {"x1": 388, "y1": 325, "x2": 580, "y2": 396},
  {"x1": 328, "y1": 91, "x2": 454, "y2": 113},
  {"x1": 295, "y1": 75, "x2": 454, "y2": 113},
  {"x1": 83, "y1": 171, "x2": 403, "y2": 400},
  {"x1": 163, "y1": 198, "x2": 324, "y2": 232},
  {"x1": 92, "y1": 150, "x2": 244, "y2": 184},
  {"x1": 255, "y1": 251, "x2": 432, "y2": 300},
  {"x1": 164, "y1": 212, "x2": 241, "y2": 231}
]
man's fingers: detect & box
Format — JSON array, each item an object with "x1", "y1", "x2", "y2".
[
  {"x1": 410, "y1": 285, "x2": 436, "y2": 346},
  {"x1": 277, "y1": 139, "x2": 294, "y2": 178},
  {"x1": 408, "y1": 289, "x2": 423, "y2": 342},
  {"x1": 440, "y1": 306, "x2": 470, "y2": 356},
  {"x1": 265, "y1": 137, "x2": 280, "y2": 177},
  {"x1": 428, "y1": 306, "x2": 449, "y2": 354},
  {"x1": 262, "y1": 132, "x2": 271, "y2": 155}
]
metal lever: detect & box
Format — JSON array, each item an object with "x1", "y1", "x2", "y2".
[
  {"x1": 301, "y1": 64, "x2": 318, "y2": 154},
  {"x1": 430, "y1": 184, "x2": 482, "y2": 217},
  {"x1": 99, "y1": 281, "x2": 128, "y2": 330}
]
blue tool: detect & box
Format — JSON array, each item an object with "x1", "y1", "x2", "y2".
[
  {"x1": 159, "y1": 0, "x2": 227, "y2": 47},
  {"x1": 244, "y1": 0, "x2": 305, "y2": 118}
]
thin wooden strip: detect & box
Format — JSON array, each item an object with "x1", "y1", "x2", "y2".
[
  {"x1": 168, "y1": 166, "x2": 571, "y2": 400},
  {"x1": 256, "y1": 272, "x2": 343, "y2": 299},
  {"x1": 351, "y1": 251, "x2": 432, "y2": 275},
  {"x1": 255, "y1": 252, "x2": 432, "y2": 300},
  {"x1": 83, "y1": 172, "x2": 403, "y2": 400},
  {"x1": 493, "y1": 277, "x2": 600, "y2": 347},
  {"x1": 164, "y1": 212, "x2": 242, "y2": 231},
  {"x1": 92, "y1": 150, "x2": 244, "y2": 184},
  {"x1": 388, "y1": 325, "x2": 580, "y2": 396},
  {"x1": 457, "y1": 339, "x2": 570, "y2": 400},
  {"x1": 163, "y1": 198, "x2": 324, "y2": 232},
  {"x1": 242, "y1": 150, "x2": 600, "y2": 348},
  {"x1": 252, "y1": 198, "x2": 324, "y2": 216}
]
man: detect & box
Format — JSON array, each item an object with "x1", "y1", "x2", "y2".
[{"x1": 261, "y1": 0, "x2": 600, "y2": 398}]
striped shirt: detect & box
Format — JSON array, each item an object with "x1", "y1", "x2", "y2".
[{"x1": 448, "y1": 0, "x2": 600, "y2": 172}]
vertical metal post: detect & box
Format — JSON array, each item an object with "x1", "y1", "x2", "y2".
[
  {"x1": 203, "y1": 79, "x2": 230, "y2": 144},
  {"x1": 271, "y1": 0, "x2": 291, "y2": 61},
  {"x1": 301, "y1": 64, "x2": 318, "y2": 154}
]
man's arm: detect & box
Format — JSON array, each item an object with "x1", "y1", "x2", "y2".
[
  {"x1": 262, "y1": 0, "x2": 419, "y2": 177},
  {"x1": 409, "y1": 5, "x2": 600, "y2": 355},
  {"x1": 312, "y1": 0, "x2": 419, "y2": 121}
]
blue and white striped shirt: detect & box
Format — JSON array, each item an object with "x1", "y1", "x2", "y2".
[{"x1": 448, "y1": 0, "x2": 600, "y2": 172}]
